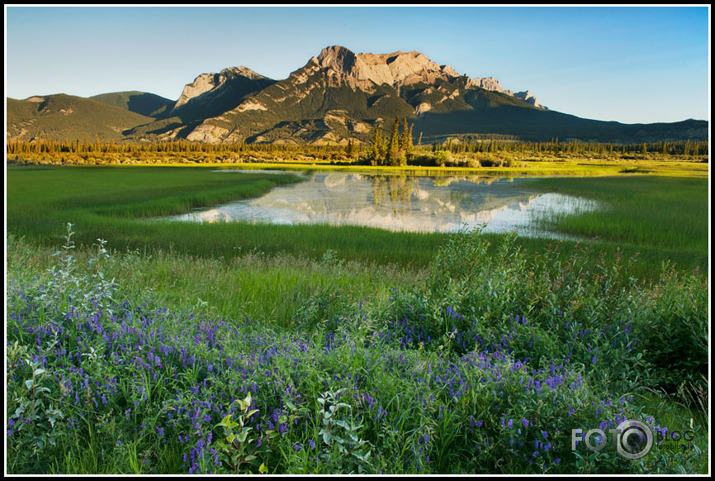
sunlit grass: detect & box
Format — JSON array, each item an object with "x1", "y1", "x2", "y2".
[{"x1": 530, "y1": 175, "x2": 708, "y2": 254}]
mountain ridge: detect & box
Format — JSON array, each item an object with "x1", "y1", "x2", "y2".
[{"x1": 6, "y1": 45, "x2": 707, "y2": 144}]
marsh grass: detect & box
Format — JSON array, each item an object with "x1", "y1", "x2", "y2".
[
  {"x1": 530, "y1": 176, "x2": 708, "y2": 251},
  {"x1": 6, "y1": 165, "x2": 300, "y2": 237},
  {"x1": 6, "y1": 165, "x2": 709, "y2": 475},
  {"x1": 6, "y1": 165, "x2": 446, "y2": 267},
  {"x1": 6, "y1": 234, "x2": 425, "y2": 328},
  {"x1": 528, "y1": 176, "x2": 708, "y2": 275},
  {"x1": 6, "y1": 165, "x2": 708, "y2": 278}
]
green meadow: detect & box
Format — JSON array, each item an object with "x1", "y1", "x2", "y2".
[{"x1": 5, "y1": 163, "x2": 709, "y2": 474}]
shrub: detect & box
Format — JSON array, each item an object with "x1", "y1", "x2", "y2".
[{"x1": 434, "y1": 151, "x2": 451, "y2": 167}]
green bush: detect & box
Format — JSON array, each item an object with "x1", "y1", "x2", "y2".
[{"x1": 434, "y1": 151, "x2": 451, "y2": 167}]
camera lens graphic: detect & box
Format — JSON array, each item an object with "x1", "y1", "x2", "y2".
[{"x1": 615, "y1": 420, "x2": 653, "y2": 460}]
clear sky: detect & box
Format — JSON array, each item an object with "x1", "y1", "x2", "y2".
[{"x1": 5, "y1": 5, "x2": 710, "y2": 124}]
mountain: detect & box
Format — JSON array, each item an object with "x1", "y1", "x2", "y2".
[
  {"x1": 178, "y1": 46, "x2": 551, "y2": 144},
  {"x1": 90, "y1": 91, "x2": 175, "y2": 118},
  {"x1": 7, "y1": 94, "x2": 154, "y2": 142},
  {"x1": 159, "y1": 45, "x2": 707, "y2": 144},
  {"x1": 6, "y1": 46, "x2": 708, "y2": 144},
  {"x1": 122, "y1": 67, "x2": 277, "y2": 142},
  {"x1": 171, "y1": 66, "x2": 275, "y2": 115}
]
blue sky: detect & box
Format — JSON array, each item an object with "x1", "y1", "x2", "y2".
[{"x1": 5, "y1": 5, "x2": 710, "y2": 124}]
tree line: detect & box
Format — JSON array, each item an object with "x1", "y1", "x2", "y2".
[
  {"x1": 429, "y1": 137, "x2": 708, "y2": 157},
  {"x1": 5, "y1": 137, "x2": 350, "y2": 156},
  {"x1": 7, "y1": 129, "x2": 708, "y2": 160}
]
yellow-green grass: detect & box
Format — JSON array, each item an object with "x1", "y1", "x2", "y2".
[
  {"x1": 106, "y1": 158, "x2": 709, "y2": 178},
  {"x1": 9, "y1": 154, "x2": 708, "y2": 178},
  {"x1": 8, "y1": 234, "x2": 423, "y2": 328},
  {"x1": 201, "y1": 158, "x2": 707, "y2": 178}
]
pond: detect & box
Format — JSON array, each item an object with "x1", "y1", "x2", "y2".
[{"x1": 163, "y1": 171, "x2": 600, "y2": 238}]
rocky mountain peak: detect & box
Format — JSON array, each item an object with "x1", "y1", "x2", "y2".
[
  {"x1": 302, "y1": 46, "x2": 544, "y2": 108},
  {"x1": 173, "y1": 66, "x2": 271, "y2": 112},
  {"x1": 316, "y1": 45, "x2": 359, "y2": 71},
  {"x1": 226, "y1": 66, "x2": 266, "y2": 80},
  {"x1": 307, "y1": 45, "x2": 462, "y2": 91}
]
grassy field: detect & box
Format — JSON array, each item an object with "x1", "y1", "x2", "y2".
[
  {"x1": 5, "y1": 162, "x2": 710, "y2": 474},
  {"x1": 6, "y1": 228, "x2": 708, "y2": 474}
]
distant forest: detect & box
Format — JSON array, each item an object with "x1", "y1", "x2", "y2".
[{"x1": 6, "y1": 133, "x2": 708, "y2": 167}]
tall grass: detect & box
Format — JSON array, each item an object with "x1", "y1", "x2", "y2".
[
  {"x1": 531, "y1": 176, "x2": 708, "y2": 251},
  {"x1": 7, "y1": 236, "x2": 424, "y2": 327}
]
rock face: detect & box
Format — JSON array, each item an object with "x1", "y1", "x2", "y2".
[
  {"x1": 467, "y1": 77, "x2": 512, "y2": 95},
  {"x1": 186, "y1": 123, "x2": 232, "y2": 143},
  {"x1": 304, "y1": 46, "x2": 538, "y2": 102},
  {"x1": 310, "y1": 46, "x2": 463, "y2": 91},
  {"x1": 308, "y1": 46, "x2": 544, "y2": 107},
  {"x1": 171, "y1": 66, "x2": 274, "y2": 113},
  {"x1": 514, "y1": 90, "x2": 544, "y2": 109}
]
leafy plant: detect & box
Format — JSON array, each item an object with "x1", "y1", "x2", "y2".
[
  {"x1": 317, "y1": 389, "x2": 373, "y2": 473},
  {"x1": 214, "y1": 393, "x2": 262, "y2": 473},
  {"x1": 7, "y1": 353, "x2": 66, "y2": 472}
]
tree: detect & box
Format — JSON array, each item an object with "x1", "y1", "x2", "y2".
[
  {"x1": 368, "y1": 127, "x2": 389, "y2": 165},
  {"x1": 399, "y1": 117, "x2": 409, "y2": 151},
  {"x1": 346, "y1": 138, "x2": 355, "y2": 158},
  {"x1": 406, "y1": 123, "x2": 414, "y2": 158},
  {"x1": 387, "y1": 116, "x2": 401, "y2": 166}
]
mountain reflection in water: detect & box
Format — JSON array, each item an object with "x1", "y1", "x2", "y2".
[{"x1": 164, "y1": 172, "x2": 599, "y2": 238}]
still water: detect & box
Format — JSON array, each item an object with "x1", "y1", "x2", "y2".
[{"x1": 165, "y1": 171, "x2": 599, "y2": 238}]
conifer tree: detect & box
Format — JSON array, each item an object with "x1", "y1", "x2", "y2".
[
  {"x1": 388, "y1": 116, "x2": 401, "y2": 166},
  {"x1": 399, "y1": 117, "x2": 409, "y2": 151},
  {"x1": 406, "y1": 123, "x2": 414, "y2": 157},
  {"x1": 369, "y1": 128, "x2": 381, "y2": 165},
  {"x1": 346, "y1": 138, "x2": 354, "y2": 158}
]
